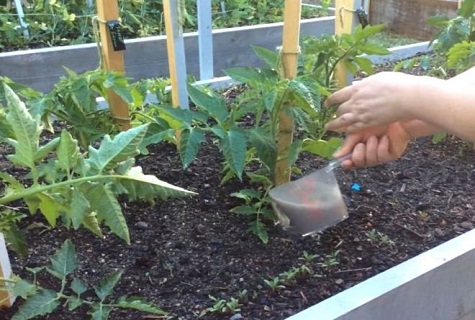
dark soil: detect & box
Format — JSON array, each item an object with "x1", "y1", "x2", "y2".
[{"x1": 0, "y1": 128, "x2": 474, "y2": 319}]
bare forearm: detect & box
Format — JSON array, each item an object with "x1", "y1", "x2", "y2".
[
  {"x1": 403, "y1": 77, "x2": 475, "y2": 143},
  {"x1": 401, "y1": 120, "x2": 441, "y2": 138},
  {"x1": 401, "y1": 67, "x2": 475, "y2": 138}
]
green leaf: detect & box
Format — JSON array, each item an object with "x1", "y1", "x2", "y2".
[
  {"x1": 71, "y1": 278, "x2": 88, "y2": 295},
  {"x1": 89, "y1": 304, "x2": 112, "y2": 320},
  {"x1": 10, "y1": 279, "x2": 37, "y2": 299},
  {"x1": 248, "y1": 127, "x2": 277, "y2": 171},
  {"x1": 359, "y1": 43, "x2": 391, "y2": 55},
  {"x1": 302, "y1": 137, "x2": 343, "y2": 158},
  {"x1": 57, "y1": 130, "x2": 80, "y2": 172},
  {"x1": 354, "y1": 24, "x2": 387, "y2": 42},
  {"x1": 249, "y1": 220, "x2": 269, "y2": 244},
  {"x1": 252, "y1": 46, "x2": 279, "y2": 68},
  {"x1": 116, "y1": 296, "x2": 167, "y2": 315},
  {"x1": 287, "y1": 140, "x2": 302, "y2": 166},
  {"x1": 86, "y1": 124, "x2": 148, "y2": 174},
  {"x1": 230, "y1": 205, "x2": 257, "y2": 216},
  {"x1": 12, "y1": 289, "x2": 60, "y2": 320},
  {"x1": 67, "y1": 296, "x2": 83, "y2": 311},
  {"x1": 459, "y1": 0, "x2": 475, "y2": 18},
  {"x1": 117, "y1": 166, "x2": 194, "y2": 203},
  {"x1": 47, "y1": 239, "x2": 78, "y2": 279},
  {"x1": 224, "y1": 68, "x2": 277, "y2": 85},
  {"x1": 354, "y1": 57, "x2": 374, "y2": 74},
  {"x1": 94, "y1": 270, "x2": 123, "y2": 301},
  {"x1": 179, "y1": 128, "x2": 206, "y2": 169},
  {"x1": 187, "y1": 83, "x2": 228, "y2": 122},
  {"x1": 4, "y1": 84, "x2": 42, "y2": 170},
  {"x1": 35, "y1": 193, "x2": 62, "y2": 227},
  {"x1": 70, "y1": 191, "x2": 90, "y2": 229},
  {"x1": 219, "y1": 128, "x2": 247, "y2": 180},
  {"x1": 230, "y1": 189, "x2": 262, "y2": 201},
  {"x1": 3, "y1": 224, "x2": 27, "y2": 257},
  {"x1": 35, "y1": 137, "x2": 60, "y2": 162},
  {"x1": 82, "y1": 183, "x2": 130, "y2": 244},
  {"x1": 158, "y1": 106, "x2": 193, "y2": 129},
  {"x1": 82, "y1": 212, "x2": 103, "y2": 237}
]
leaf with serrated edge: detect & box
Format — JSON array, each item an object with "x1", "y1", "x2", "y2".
[
  {"x1": 67, "y1": 296, "x2": 83, "y2": 311},
  {"x1": 82, "y1": 183, "x2": 130, "y2": 243},
  {"x1": 116, "y1": 296, "x2": 167, "y2": 315},
  {"x1": 94, "y1": 270, "x2": 123, "y2": 301},
  {"x1": 86, "y1": 124, "x2": 148, "y2": 174},
  {"x1": 82, "y1": 211, "x2": 103, "y2": 237},
  {"x1": 35, "y1": 137, "x2": 60, "y2": 162},
  {"x1": 118, "y1": 166, "x2": 195, "y2": 202},
  {"x1": 220, "y1": 129, "x2": 246, "y2": 180},
  {"x1": 70, "y1": 191, "x2": 90, "y2": 229},
  {"x1": 57, "y1": 130, "x2": 80, "y2": 172},
  {"x1": 71, "y1": 278, "x2": 88, "y2": 295},
  {"x1": 88, "y1": 304, "x2": 112, "y2": 320},
  {"x1": 187, "y1": 83, "x2": 228, "y2": 122},
  {"x1": 12, "y1": 289, "x2": 60, "y2": 320},
  {"x1": 4, "y1": 84, "x2": 41, "y2": 170},
  {"x1": 248, "y1": 128, "x2": 277, "y2": 172},
  {"x1": 179, "y1": 128, "x2": 205, "y2": 169},
  {"x1": 10, "y1": 279, "x2": 37, "y2": 299},
  {"x1": 36, "y1": 193, "x2": 62, "y2": 227},
  {"x1": 47, "y1": 239, "x2": 78, "y2": 279}
]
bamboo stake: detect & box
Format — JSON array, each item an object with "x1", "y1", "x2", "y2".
[
  {"x1": 96, "y1": 0, "x2": 130, "y2": 130},
  {"x1": 335, "y1": 0, "x2": 359, "y2": 87},
  {"x1": 0, "y1": 233, "x2": 15, "y2": 309},
  {"x1": 274, "y1": 0, "x2": 301, "y2": 187}
]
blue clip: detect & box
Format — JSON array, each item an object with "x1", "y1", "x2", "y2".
[{"x1": 351, "y1": 183, "x2": 362, "y2": 191}]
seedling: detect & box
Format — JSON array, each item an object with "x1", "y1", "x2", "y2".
[
  {"x1": 365, "y1": 229, "x2": 395, "y2": 247},
  {"x1": 318, "y1": 250, "x2": 340, "y2": 269},
  {"x1": 199, "y1": 291, "x2": 247, "y2": 318},
  {"x1": 264, "y1": 276, "x2": 286, "y2": 292},
  {"x1": 1, "y1": 240, "x2": 166, "y2": 319}
]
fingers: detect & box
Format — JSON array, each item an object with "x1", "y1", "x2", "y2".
[
  {"x1": 324, "y1": 86, "x2": 353, "y2": 108},
  {"x1": 333, "y1": 134, "x2": 363, "y2": 158},
  {"x1": 325, "y1": 112, "x2": 357, "y2": 131},
  {"x1": 337, "y1": 135, "x2": 394, "y2": 169}
]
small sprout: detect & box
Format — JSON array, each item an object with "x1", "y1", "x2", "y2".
[
  {"x1": 318, "y1": 250, "x2": 340, "y2": 269},
  {"x1": 264, "y1": 277, "x2": 286, "y2": 292},
  {"x1": 299, "y1": 251, "x2": 318, "y2": 263},
  {"x1": 365, "y1": 228, "x2": 395, "y2": 247}
]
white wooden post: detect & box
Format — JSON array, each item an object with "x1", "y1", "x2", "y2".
[
  {"x1": 163, "y1": 0, "x2": 189, "y2": 109},
  {"x1": 0, "y1": 233, "x2": 15, "y2": 308},
  {"x1": 197, "y1": 0, "x2": 214, "y2": 80},
  {"x1": 13, "y1": 0, "x2": 29, "y2": 38}
]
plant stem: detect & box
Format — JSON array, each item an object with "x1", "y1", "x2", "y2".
[{"x1": 0, "y1": 174, "x2": 123, "y2": 205}]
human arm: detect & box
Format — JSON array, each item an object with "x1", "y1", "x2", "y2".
[{"x1": 325, "y1": 72, "x2": 475, "y2": 143}]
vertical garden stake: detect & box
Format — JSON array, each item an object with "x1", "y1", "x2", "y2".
[
  {"x1": 0, "y1": 233, "x2": 15, "y2": 309},
  {"x1": 335, "y1": 0, "x2": 362, "y2": 86},
  {"x1": 96, "y1": 0, "x2": 130, "y2": 130},
  {"x1": 275, "y1": 0, "x2": 302, "y2": 187},
  {"x1": 163, "y1": 0, "x2": 189, "y2": 109}
]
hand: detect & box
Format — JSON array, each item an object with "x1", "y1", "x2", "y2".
[
  {"x1": 324, "y1": 72, "x2": 421, "y2": 133},
  {"x1": 333, "y1": 121, "x2": 412, "y2": 169}
]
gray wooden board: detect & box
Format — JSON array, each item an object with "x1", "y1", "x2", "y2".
[
  {"x1": 0, "y1": 17, "x2": 334, "y2": 92},
  {"x1": 286, "y1": 228, "x2": 475, "y2": 320}
]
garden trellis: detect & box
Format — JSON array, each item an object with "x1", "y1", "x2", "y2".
[{"x1": 0, "y1": 1, "x2": 367, "y2": 307}]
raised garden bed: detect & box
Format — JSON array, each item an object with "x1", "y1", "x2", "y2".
[{"x1": 0, "y1": 77, "x2": 474, "y2": 319}]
